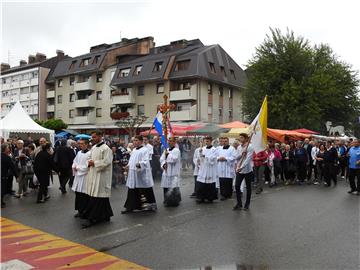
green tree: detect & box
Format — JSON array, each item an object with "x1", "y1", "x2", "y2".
[
  {"x1": 244, "y1": 28, "x2": 360, "y2": 133},
  {"x1": 40, "y1": 119, "x2": 68, "y2": 131}
]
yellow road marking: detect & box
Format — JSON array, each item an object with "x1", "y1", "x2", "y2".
[
  {"x1": 35, "y1": 246, "x2": 95, "y2": 261},
  {"x1": 18, "y1": 239, "x2": 77, "y2": 253}
]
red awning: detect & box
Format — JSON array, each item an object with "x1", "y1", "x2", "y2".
[
  {"x1": 140, "y1": 124, "x2": 205, "y2": 137},
  {"x1": 220, "y1": 121, "x2": 249, "y2": 128},
  {"x1": 292, "y1": 128, "x2": 319, "y2": 134}
]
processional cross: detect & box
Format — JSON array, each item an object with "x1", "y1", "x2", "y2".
[{"x1": 157, "y1": 95, "x2": 176, "y2": 144}]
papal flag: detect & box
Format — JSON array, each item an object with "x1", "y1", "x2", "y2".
[{"x1": 249, "y1": 96, "x2": 268, "y2": 153}]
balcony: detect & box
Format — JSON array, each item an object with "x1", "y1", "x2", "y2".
[
  {"x1": 74, "y1": 79, "x2": 95, "y2": 92},
  {"x1": 169, "y1": 85, "x2": 197, "y2": 101},
  {"x1": 30, "y1": 78, "x2": 38, "y2": 86},
  {"x1": 1, "y1": 83, "x2": 11, "y2": 90},
  {"x1": 72, "y1": 112, "x2": 96, "y2": 124},
  {"x1": 20, "y1": 94, "x2": 30, "y2": 102},
  {"x1": 47, "y1": 89, "x2": 55, "y2": 98},
  {"x1": 47, "y1": 104, "x2": 55, "y2": 112},
  {"x1": 20, "y1": 80, "x2": 30, "y2": 87},
  {"x1": 170, "y1": 105, "x2": 197, "y2": 121},
  {"x1": 111, "y1": 92, "x2": 135, "y2": 105},
  {"x1": 74, "y1": 95, "x2": 96, "y2": 108}
]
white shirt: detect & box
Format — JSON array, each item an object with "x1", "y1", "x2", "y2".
[
  {"x1": 72, "y1": 150, "x2": 90, "y2": 193},
  {"x1": 144, "y1": 143, "x2": 154, "y2": 161},
  {"x1": 193, "y1": 147, "x2": 201, "y2": 176},
  {"x1": 236, "y1": 143, "x2": 254, "y2": 174},
  {"x1": 311, "y1": 147, "x2": 319, "y2": 165},
  {"x1": 160, "y1": 147, "x2": 181, "y2": 188},
  {"x1": 197, "y1": 146, "x2": 219, "y2": 184},
  {"x1": 126, "y1": 146, "x2": 154, "y2": 188},
  {"x1": 217, "y1": 145, "x2": 236, "y2": 178}
]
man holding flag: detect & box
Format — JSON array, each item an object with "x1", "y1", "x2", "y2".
[{"x1": 234, "y1": 96, "x2": 268, "y2": 211}]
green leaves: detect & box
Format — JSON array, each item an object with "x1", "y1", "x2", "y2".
[
  {"x1": 36, "y1": 118, "x2": 68, "y2": 131},
  {"x1": 244, "y1": 28, "x2": 360, "y2": 134}
]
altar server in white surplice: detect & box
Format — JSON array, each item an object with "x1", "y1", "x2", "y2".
[
  {"x1": 160, "y1": 137, "x2": 181, "y2": 207},
  {"x1": 122, "y1": 135, "x2": 157, "y2": 214},
  {"x1": 196, "y1": 136, "x2": 219, "y2": 203},
  {"x1": 72, "y1": 139, "x2": 90, "y2": 218},
  {"x1": 81, "y1": 130, "x2": 113, "y2": 228},
  {"x1": 217, "y1": 137, "x2": 236, "y2": 200}
]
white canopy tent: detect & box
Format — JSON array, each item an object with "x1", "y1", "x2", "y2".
[{"x1": 0, "y1": 101, "x2": 55, "y2": 144}]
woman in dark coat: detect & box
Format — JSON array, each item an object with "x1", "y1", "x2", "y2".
[
  {"x1": 282, "y1": 144, "x2": 296, "y2": 185},
  {"x1": 34, "y1": 143, "x2": 56, "y2": 203}
]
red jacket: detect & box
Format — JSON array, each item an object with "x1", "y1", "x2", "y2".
[{"x1": 253, "y1": 150, "x2": 268, "y2": 167}]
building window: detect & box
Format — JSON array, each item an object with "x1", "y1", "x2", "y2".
[
  {"x1": 177, "y1": 102, "x2": 191, "y2": 111},
  {"x1": 81, "y1": 58, "x2": 90, "y2": 67},
  {"x1": 209, "y1": 62, "x2": 216, "y2": 73},
  {"x1": 220, "y1": 66, "x2": 227, "y2": 77},
  {"x1": 119, "y1": 68, "x2": 131, "y2": 78},
  {"x1": 20, "y1": 88, "x2": 29, "y2": 94},
  {"x1": 230, "y1": 69, "x2": 236, "y2": 80},
  {"x1": 153, "y1": 62, "x2": 163, "y2": 72},
  {"x1": 93, "y1": 55, "x2": 101, "y2": 64},
  {"x1": 208, "y1": 83, "x2": 212, "y2": 95},
  {"x1": 57, "y1": 95, "x2": 62, "y2": 104},
  {"x1": 178, "y1": 82, "x2": 191, "y2": 90},
  {"x1": 31, "y1": 85, "x2": 38, "y2": 93},
  {"x1": 57, "y1": 110, "x2": 63, "y2": 118},
  {"x1": 96, "y1": 73, "x2": 103, "y2": 82},
  {"x1": 133, "y1": 65, "x2": 143, "y2": 76},
  {"x1": 137, "y1": 105, "x2": 145, "y2": 115},
  {"x1": 174, "y1": 60, "x2": 191, "y2": 71},
  {"x1": 69, "y1": 110, "x2": 74, "y2": 118},
  {"x1": 219, "y1": 108, "x2": 223, "y2": 116},
  {"x1": 69, "y1": 93, "x2": 75, "y2": 102},
  {"x1": 69, "y1": 60, "x2": 77, "y2": 70},
  {"x1": 138, "y1": 85, "x2": 144, "y2": 96},
  {"x1": 58, "y1": 79, "x2": 63, "y2": 87},
  {"x1": 229, "y1": 88, "x2": 233, "y2": 99},
  {"x1": 96, "y1": 91, "x2": 102, "y2": 100},
  {"x1": 219, "y1": 87, "x2": 223, "y2": 97},
  {"x1": 96, "y1": 108, "x2": 102, "y2": 117},
  {"x1": 208, "y1": 105, "x2": 212, "y2": 115},
  {"x1": 70, "y1": 76, "x2": 75, "y2": 86},
  {"x1": 156, "y1": 83, "x2": 164, "y2": 94}
]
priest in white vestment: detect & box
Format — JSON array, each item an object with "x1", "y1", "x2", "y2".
[
  {"x1": 72, "y1": 139, "x2": 90, "y2": 218},
  {"x1": 160, "y1": 137, "x2": 181, "y2": 207},
  {"x1": 217, "y1": 137, "x2": 236, "y2": 200},
  {"x1": 122, "y1": 135, "x2": 157, "y2": 214},
  {"x1": 82, "y1": 130, "x2": 113, "y2": 228},
  {"x1": 196, "y1": 136, "x2": 219, "y2": 203}
]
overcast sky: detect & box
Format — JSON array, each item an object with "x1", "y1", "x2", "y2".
[{"x1": 1, "y1": 0, "x2": 360, "y2": 74}]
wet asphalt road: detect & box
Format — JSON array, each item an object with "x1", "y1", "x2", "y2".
[{"x1": 2, "y1": 171, "x2": 359, "y2": 270}]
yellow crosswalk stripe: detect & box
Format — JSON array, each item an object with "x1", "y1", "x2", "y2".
[
  {"x1": 35, "y1": 246, "x2": 95, "y2": 261},
  {"x1": 102, "y1": 260, "x2": 149, "y2": 270},
  {"x1": 57, "y1": 253, "x2": 117, "y2": 269},
  {"x1": 1, "y1": 224, "x2": 31, "y2": 232},
  {"x1": 11, "y1": 234, "x2": 61, "y2": 245},
  {"x1": 1, "y1": 230, "x2": 43, "y2": 239},
  {"x1": 18, "y1": 239, "x2": 77, "y2": 253}
]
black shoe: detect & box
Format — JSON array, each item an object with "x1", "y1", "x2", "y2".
[
  {"x1": 44, "y1": 195, "x2": 50, "y2": 201},
  {"x1": 348, "y1": 190, "x2": 355, "y2": 194},
  {"x1": 36, "y1": 199, "x2": 45, "y2": 203},
  {"x1": 243, "y1": 206, "x2": 249, "y2": 211},
  {"x1": 196, "y1": 199, "x2": 204, "y2": 204},
  {"x1": 121, "y1": 209, "x2": 133, "y2": 214},
  {"x1": 74, "y1": 212, "x2": 81, "y2": 218},
  {"x1": 233, "y1": 204, "x2": 242, "y2": 210},
  {"x1": 61, "y1": 188, "x2": 67, "y2": 194}
]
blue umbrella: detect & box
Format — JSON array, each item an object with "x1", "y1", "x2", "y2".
[{"x1": 74, "y1": 134, "x2": 91, "y2": 140}]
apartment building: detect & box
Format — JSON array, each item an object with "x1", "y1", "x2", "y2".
[
  {"x1": 0, "y1": 51, "x2": 67, "y2": 120},
  {"x1": 51, "y1": 37, "x2": 155, "y2": 130},
  {"x1": 110, "y1": 39, "x2": 247, "y2": 124}
]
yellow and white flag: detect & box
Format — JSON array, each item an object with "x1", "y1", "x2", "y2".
[{"x1": 249, "y1": 96, "x2": 268, "y2": 153}]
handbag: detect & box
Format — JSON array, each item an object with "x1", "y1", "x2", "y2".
[{"x1": 23, "y1": 160, "x2": 34, "y2": 175}]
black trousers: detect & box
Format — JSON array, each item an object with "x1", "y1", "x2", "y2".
[
  {"x1": 339, "y1": 158, "x2": 348, "y2": 177},
  {"x1": 235, "y1": 171, "x2": 254, "y2": 208},
  {"x1": 1, "y1": 177, "x2": 8, "y2": 203},
  {"x1": 349, "y1": 168, "x2": 360, "y2": 192},
  {"x1": 37, "y1": 183, "x2": 48, "y2": 202},
  {"x1": 219, "y1": 177, "x2": 233, "y2": 198},
  {"x1": 296, "y1": 162, "x2": 307, "y2": 181},
  {"x1": 124, "y1": 187, "x2": 156, "y2": 211},
  {"x1": 59, "y1": 169, "x2": 72, "y2": 190},
  {"x1": 324, "y1": 163, "x2": 337, "y2": 186},
  {"x1": 307, "y1": 162, "x2": 318, "y2": 180}
]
